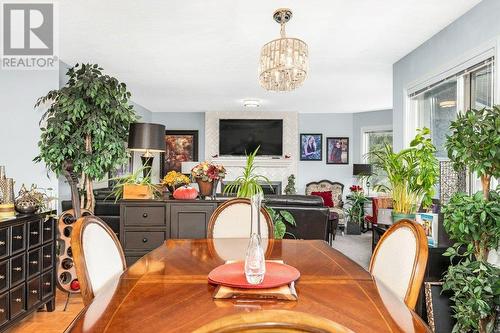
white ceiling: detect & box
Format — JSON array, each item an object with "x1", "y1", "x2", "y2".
[{"x1": 59, "y1": 0, "x2": 481, "y2": 113}]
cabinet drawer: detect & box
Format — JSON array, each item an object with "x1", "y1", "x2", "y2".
[
  {"x1": 10, "y1": 224, "x2": 25, "y2": 254},
  {"x1": 41, "y1": 271, "x2": 53, "y2": 300},
  {"x1": 0, "y1": 292, "x2": 8, "y2": 326},
  {"x1": 42, "y1": 217, "x2": 54, "y2": 243},
  {"x1": 28, "y1": 219, "x2": 41, "y2": 249},
  {"x1": 124, "y1": 231, "x2": 165, "y2": 251},
  {"x1": 0, "y1": 228, "x2": 8, "y2": 259},
  {"x1": 42, "y1": 243, "x2": 53, "y2": 271},
  {"x1": 10, "y1": 254, "x2": 25, "y2": 286},
  {"x1": 27, "y1": 248, "x2": 41, "y2": 278},
  {"x1": 123, "y1": 206, "x2": 165, "y2": 226},
  {"x1": 27, "y1": 276, "x2": 41, "y2": 309},
  {"x1": 9, "y1": 283, "x2": 25, "y2": 319},
  {"x1": 0, "y1": 260, "x2": 8, "y2": 293}
]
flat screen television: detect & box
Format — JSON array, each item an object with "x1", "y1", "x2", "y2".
[{"x1": 219, "y1": 119, "x2": 283, "y2": 156}]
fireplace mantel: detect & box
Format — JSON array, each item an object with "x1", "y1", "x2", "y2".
[{"x1": 205, "y1": 111, "x2": 298, "y2": 194}]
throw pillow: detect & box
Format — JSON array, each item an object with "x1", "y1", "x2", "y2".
[{"x1": 311, "y1": 191, "x2": 334, "y2": 207}]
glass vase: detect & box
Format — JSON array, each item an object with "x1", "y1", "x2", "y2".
[{"x1": 244, "y1": 193, "x2": 266, "y2": 284}]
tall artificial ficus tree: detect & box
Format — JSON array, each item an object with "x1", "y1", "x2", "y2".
[
  {"x1": 442, "y1": 106, "x2": 500, "y2": 333},
  {"x1": 35, "y1": 63, "x2": 138, "y2": 211}
]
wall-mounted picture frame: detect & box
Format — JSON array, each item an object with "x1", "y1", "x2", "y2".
[
  {"x1": 300, "y1": 133, "x2": 322, "y2": 161},
  {"x1": 160, "y1": 130, "x2": 199, "y2": 177},
  {"x1": 326, "y1": 137, "x2": 349, "y2": 164}
]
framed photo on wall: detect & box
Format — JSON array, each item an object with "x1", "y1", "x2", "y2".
[
  {"x1": 326, "y1": 137, "x2": 349, "y2": 164},
  {"x1": 160, "y1": 130, "x2": 198, "y2": 177},
  {"x1": 300, "y1": 133, "x2": 322, "y2": 161}
]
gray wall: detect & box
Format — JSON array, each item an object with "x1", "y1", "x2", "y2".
[
  {"x1": 352, "y1": 109, "x2": 393, "y2": 163},
  {"x1": 393, "y1": 0, "x2": 500, "y2": 151},
  {"x1": 151, "y1": 112, "x2": 205, "y2": 161},
  {"x1": 297, "y1": 113, "x2": 353, "y2": 195},
  {"x1": 0, "y1": 70, "x2": 59, "y2": 196}
]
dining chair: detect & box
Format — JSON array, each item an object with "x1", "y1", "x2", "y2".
[
  {"x1": 207, "y1": 198, "x2": 274, "y2": 238},
  {"x1": 71, "y1": 215, "x2": 127, "y2": 305},
  {"x1": 193, "y1": 310, "x2": 354, "y2": 333},
  {"x1": 369, "y1": 219, "x2": 428, "y2": 310}
]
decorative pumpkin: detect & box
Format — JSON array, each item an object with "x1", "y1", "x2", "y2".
[
  {"x1": 173, "y1": 186, "x2": 198, "y2": 200},
  {"x1": 70, "y1": 279, "x2": 80, "y2": 291}
]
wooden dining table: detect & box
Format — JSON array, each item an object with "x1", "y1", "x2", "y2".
[{"x1": 65, "y1": 239, "x2": 430, "y2": 333}]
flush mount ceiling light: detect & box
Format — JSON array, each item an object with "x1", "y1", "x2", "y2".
[
  {"x1": 439, "y1": 100, "x2": 456, "y2": 108},
  {"x1": 243, "y1": 99, "x2": 260, "y2": 108},
  {"x1": 259, "y1": 8, "x2": 308, "y2": 92}
]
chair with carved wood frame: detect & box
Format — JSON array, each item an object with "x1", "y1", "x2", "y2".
[
  {"x1": 369, "y1": 219, "x2": 428, "y2": 310},
  {"x1": 207, "y1": 198, "x2": 274, "y2": 239},
  {"x1": 71, "y1": 216, "x2": 126, "y2": 306},
  {"x1": 193, "y1": 310, "x2": 355, "y2": 333}
]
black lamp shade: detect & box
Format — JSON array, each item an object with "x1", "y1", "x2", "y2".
[
  {"x1": 128, "y1": 123, "x2": 165, "y2": 152},
  {"x1": 353, "y1": 164, "x2": 372, "y2": 176}
]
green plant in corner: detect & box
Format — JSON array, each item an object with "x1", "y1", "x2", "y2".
[
  {"x1": 265, "y1": 207, "x2": 296, "y2": 239},
  {"x1": 442, "y1": 106, "x2": 500, "y2": 333},
  {"x1": 369, "y1": 127, "x2": 439, "y2": 219},
  {"x1": 34, "y1": 63, "x2": 138, "y2": 212},
  {"x1": 284, "y1": 174, "x2": 296, "y2": 195}
]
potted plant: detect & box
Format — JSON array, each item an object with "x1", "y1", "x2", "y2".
[
  {"x1": 223, "y1": 147, "x2": 296, "y2": 239},
  {"x1": 369, "y1": 128, "x2": 439, "y2": 222},
  {"x1": 191, "y1": 162, "x2": 226, "y2": 198},
  {"x1": 345, "y1": 185, "x2": 369, "y2": 235},
  {"x1": 442, "y1": 106, "x2": 500, "y2": 333},
  {"x1": 162, "y1": 171, "x2": 190, "y2": 194},
  {"x1": 284, "y1": 174, "x2": 296, "y2": 195},
  {"x1": 34, "y1": 63, "x2": 137, "y2": 211},
  {"x1": 111, "y1": 167, "x2": 161, "y2": 200}
]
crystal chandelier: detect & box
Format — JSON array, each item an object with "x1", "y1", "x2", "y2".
[{"x1": 259, "y1": 8, "x2": 308, "y2": 92}]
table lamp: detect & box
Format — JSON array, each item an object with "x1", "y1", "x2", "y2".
[
  {"x1": 353, "y1": 164, "x2": 373, "y2": 195},
  {"x1": 128, "y1": 123, "x2": 166, "y2": 178}
]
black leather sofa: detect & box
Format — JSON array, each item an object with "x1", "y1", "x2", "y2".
[
  {"x1": 62, "y1": 190, "x2": 329, "y2": 241},
  {"x1": 264, "y1": 195, "x2": 329, "y2": 240}
]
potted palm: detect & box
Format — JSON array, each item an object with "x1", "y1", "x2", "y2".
[{"x1": 369, "y1": 128, "x2": 439, "y2": 222}]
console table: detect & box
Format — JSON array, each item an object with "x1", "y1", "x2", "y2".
[
  {"x1": 119, "y1": 196, "x2": 329, "y2": 265},
  {"x1": 0, "y1": 211, "x2": 56, "y2": 332}
]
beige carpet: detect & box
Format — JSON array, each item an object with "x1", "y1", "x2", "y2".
[{"x1": 331, "y1": 231, "x2": 372, "y2": 270}]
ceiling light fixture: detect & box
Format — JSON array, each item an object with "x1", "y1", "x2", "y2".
[
  {"x1": 243, "y1": 99, "x2": 260, "y2": 108},
  {"x1": 439, "y1": 100, "x2": 456, "y2": 108},
  {"x1": 259, "y1": 8, "x2": 308, "y2": 92}
]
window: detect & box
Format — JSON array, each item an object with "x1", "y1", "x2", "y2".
[
  {"x1": 362, "y1": 127, "x2": 393, "y2": 190},
  {"x1": 409, "y1": 58, "x2": 495, "y2": 193}
]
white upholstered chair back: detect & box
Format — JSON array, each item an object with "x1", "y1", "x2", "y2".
[
  {"x1": 369, "y1": 219, "x2": 428, "y2": 309},
  {"x1": 208, "y1": 198, "x2": 274, "y2": 239},
  {"x1": 72, "y1": 216, "x2": 126, "y2": 305}
]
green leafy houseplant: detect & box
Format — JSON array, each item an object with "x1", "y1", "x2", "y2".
[
  {"x1": 369, "y1": 128, "x2": 439, "y2": 219},
  {"x1": 442, "y1": 106, "x2": 500, "y2": 333},
  {"x1": 223, "y1": 147, "x2": 271, "y2": 198},
  {"x1": 34, "y1": 63, "x2": 138, "y2": 212},
  {"x1": 223, "y1": 147, "x2": 296, "y2": 239},
  {"x1": 110, "y1": 166, "x2": 161, "y2": 201},
  {"x1": 265, "y1": 207, "x2": 296, "y2": 239},
  {"x1": 345, "y1": 185, "x2": 369, "y2": 225}
]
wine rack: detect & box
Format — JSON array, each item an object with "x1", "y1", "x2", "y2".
[{"x1": 56, "y1": 209, "x2": 92, "y2": 293}]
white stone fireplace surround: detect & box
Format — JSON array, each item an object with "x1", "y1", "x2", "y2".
[{"x1": 205, "y1": 111, "x2": 298, "y2": 194}]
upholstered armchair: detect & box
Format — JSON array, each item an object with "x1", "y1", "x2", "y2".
[{"x1": 305, "y1": 180, "x2": 345, "y2": 225}]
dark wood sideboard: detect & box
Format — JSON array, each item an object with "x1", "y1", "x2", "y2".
[
  {"x1": 120, "y1": 200, "x2": 220, "y2": 266},
  {"x1": 0, "y1": 211, "x2": 56, "y2": 332}
]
